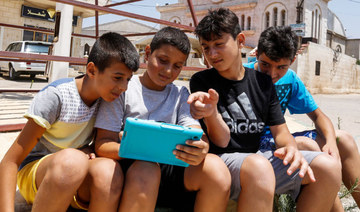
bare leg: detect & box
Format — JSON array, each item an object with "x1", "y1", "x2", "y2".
[
  {"x1": 331, "y1": 196, "x2": 345, "y2": 212},
  {"x1": 295, "y1": 136, "x2": 321, "y2": 152},
  {"x1": 334, "y1": 130, "x2": 360, "y2": 207},
  {"x1": 118, "y1": 161, "x2": 160, "y2": 212},
  {"x1": 32, "y1": 149, "x2": 89, "y2": 212},
  {"x1": 237, "y1": 154, "x2": 275, "y2": 212},
  {"x1": 77, "y1": 157, "x2": 123, "y2": 212},
  {"x1": 184, "y1": 154, "x2": 231, "y2": 212},
  {"x1": 296, "y1": 154, "x2": 342, "y2": 212},
  {"x1": 296, "y1": 136, "x2": 344, "y2": 211}
]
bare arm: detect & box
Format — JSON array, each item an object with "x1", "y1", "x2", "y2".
[
  {"x1": 95, "y1": 128, "x2": 121, "y2": 160},
  {"x1": 270, "y1": 123, "x2": 296, "y2": 149},
  {"x1": 0, "y1": 119, "x2": 45, "y2": 212},
  {"x1": 187, "y1": 89, "x2": 230, "y2": 148},
  {"x1": 307, "y1": 108, "x2": 339, "y2": 158}
]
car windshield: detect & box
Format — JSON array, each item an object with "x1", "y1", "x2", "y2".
[{"x1": 24, "y1": 43, "x2": 50, "y2": 54}]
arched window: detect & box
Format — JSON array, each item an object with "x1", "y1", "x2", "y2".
[
  {"x1": 247, "y1": 16, "x2": 251, "y2": 30},
  {"x1": 315, "y1": 9, "x2": 318, "y2": 38},
  {"x1": 273, "y1": 7, "x2": 278, "y2": 27},
  {"x1": 265, "y1": 12, "x2": 270, "y2": 28},
  {"x1": 170, "y1": 16, "x2": 181, "y2": 25},
  {"x1": 318, "y1": 14, "x2": 321, "y2": 40},
  {"x1": 281, "y1": 10, "x2": 286, "y2": 26},
  {"x1": 311, "y1": 11, "x2": 314, "y2": 37},
  {"x1": 241, "y1": 15, "x2": 245, "y2": 30},
  {"x1": 264, "y1": 3, "x2": 286, "y2": 30}
]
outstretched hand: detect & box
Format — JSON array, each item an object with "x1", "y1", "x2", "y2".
[
  {"x1": 187, "y1": 89, "x2": 219, "y2": 120},
  {"x1": 274, "y1": 146, "x2": 316, "y2": 182}
]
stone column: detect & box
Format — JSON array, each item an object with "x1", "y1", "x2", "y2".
[{"x1": 49, "y1": 3, "x2": 73, "y2": 82}]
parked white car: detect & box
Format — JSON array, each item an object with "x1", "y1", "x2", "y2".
[{"x1": 0, "y1": 41, "x2": 51, "y2": 80}]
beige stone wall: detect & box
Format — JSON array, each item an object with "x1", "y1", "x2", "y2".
[
  {"x1": 296, "y1": 42, "x2": 360, "y2": 94},
  {"x1": 0, "y1": 0, "x2": 84, "y2": 58},
  {"x1": 0, "y1": 0, "x2": 24, "y2": 50}
]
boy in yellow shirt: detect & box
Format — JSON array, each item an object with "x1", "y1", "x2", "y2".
[{"x1": 0, "y1": 32, "x2": 139, "y2": 212}]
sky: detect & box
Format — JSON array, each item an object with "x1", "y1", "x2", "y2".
[
  {"x1": 83, "y1": 0, "x2": 360, "y2": 39},
  {"x1": 328, "y1": 0, "x2": 360, "y2": 38}
]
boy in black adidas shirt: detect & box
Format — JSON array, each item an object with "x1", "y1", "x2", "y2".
[{"x1": 188, "y1": 8, "x2": 342, "y2": 211}]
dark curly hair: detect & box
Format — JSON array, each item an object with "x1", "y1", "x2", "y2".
[
  {"x1": 257, "y1": 26, "x2": 298, "y2": 62},
  {"x1": 88, "y1": 32, "x2": 139, "y2": 72},
  {"x1": 150, "y1": 26, "x2": 190, "y2": 56},
  {"x1": 195, "y1": 8, "x2": 241, "y2": 41}
]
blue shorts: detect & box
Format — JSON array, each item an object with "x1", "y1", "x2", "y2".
[{"x1": 260, "y1": 130, "x2": 318, "y2": 150}]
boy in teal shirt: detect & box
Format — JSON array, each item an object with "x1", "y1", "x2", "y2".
[{"x1": 244, "y1": 25, "x2": 360, "y2": 210}]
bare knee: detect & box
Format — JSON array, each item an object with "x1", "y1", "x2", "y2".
[
  {"x1": 296, "y1": 136, "x2": 321, "y2": 151},
  {"x1": 89, "y1": 158, "x2": 123, "y2": 195},
  {"x1": 196, "y1": 154, "x2": 231, "y2": 193},
  {"x1": 46, "y1": 149, "x2": 89, "y2": 189},
  {"x1": 126, "y1": 161, "x2": 161, "y2": 191},
  {"x1": 308, "y1": 154, "x2": 342, "y2": 188},
  {"x1": 240, "y1": 155, "x2": 275, "y2": 193},
  {"x1": 336, "y1": 130, "x2": 358, "y2": 156}
]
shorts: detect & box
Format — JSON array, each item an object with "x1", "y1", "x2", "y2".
[
  {"x1": 219, "y1": 149, "x2": 321, "y2": 201},
  {"x1": 260, "y1": 129, "x2": 318, "y2": 150},
  {"x1": 120, "y1": 159, "x2": 196, "y2": 211},
  {"x1": 17, "y1": 155, "x2": 88, "y2": 210},
  {"x1": 156, "y1": 164, "x2": 197, "y2": 212}
]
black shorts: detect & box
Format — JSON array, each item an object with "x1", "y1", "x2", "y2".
[
  {"x1": 156, "y1": 164, "x2": 197, "y2": 212},
  {"x1": 120, "y1": 160, "x2": 197, "y2": 211}
]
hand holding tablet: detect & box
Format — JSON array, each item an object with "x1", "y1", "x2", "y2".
[{"x1": 119, "y1": 117, "x2": 204, "y2": 167}]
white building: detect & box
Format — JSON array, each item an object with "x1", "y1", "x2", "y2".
[{"x1": 157, "y1": 0, "x2": 360, "y2": 93}]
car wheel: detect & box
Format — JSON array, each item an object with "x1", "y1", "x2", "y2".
[{"x1": 9, "y1": 66, "x2": 17, "y2": 80}]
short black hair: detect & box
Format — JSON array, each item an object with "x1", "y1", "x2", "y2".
[
  {"x1": 257, "y1": 26, "x2": 298, "y2": 62},
  {"x1": 150, "y1": 26, "x2": 190, "y2": 56},
  {"x1": 195, "y1": 8, "x2": 241, "y2": 41},
  {"x1": 87, "y1": 32, "x2": 139, "y2": 72}
]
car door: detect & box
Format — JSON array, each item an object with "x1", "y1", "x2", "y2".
[{"x1": 0, "y1": 43, "x2": 16, "y2": 71}]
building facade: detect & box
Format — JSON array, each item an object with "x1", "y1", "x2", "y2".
[
  {"x1": 157, "y1": 0, "x2": 360, "y2": 93},
  {"x1": 157, "y1": 0, "x2": 335, "y2": 48},
  {"x1": 0, "y1": 0, "x2": 109, "y2": 58}
]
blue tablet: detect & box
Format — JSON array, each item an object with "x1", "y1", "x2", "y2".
[{"x1": 119, "y1": 117, "x2": 203, "y2": 167}]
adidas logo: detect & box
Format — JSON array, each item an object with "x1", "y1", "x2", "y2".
[
  {"x1": 221, "y1": 92, "x2": 265, "y2": 134},
  {"x1": 226, "y1": 119, "x2": 265, "y2": 134}
]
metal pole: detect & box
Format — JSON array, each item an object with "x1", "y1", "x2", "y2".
[
  {"x1": 105, "y1": 0, "x2": 142, "y2": 7},
  {"x1": 187, "y1": 0, "x2": 198, "y2": 26},
  {"x1": 95, "y1": 0, "x2": 99, "y2": 38},
  {"x1": 49, "y1": 0, "x2": 194, "y2": 31}
]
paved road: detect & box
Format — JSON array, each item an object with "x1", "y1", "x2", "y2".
[{"x1": 0, "y1": 74, "x2": 48, "y2": 90}]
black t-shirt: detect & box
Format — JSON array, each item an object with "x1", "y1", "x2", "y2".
[{"x1": 190, "y1": 67, "x2": 285, "y2": 154}]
